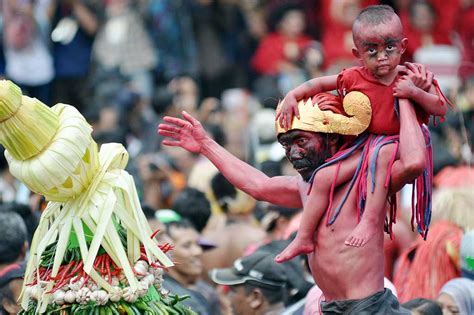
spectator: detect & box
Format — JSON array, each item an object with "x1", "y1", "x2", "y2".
[
  {"x1": 319, "y1": 0, "x2": 377, "y2": 72},
  {"x1": 0, "y1": 211, "x2": 28, "y2": 270},
  {"x1": 437, "y1": 278, "x2": 474, "y2": 315},
  {"x1": 201, "y1": 173, "x2": 265, "y2": 281},
  {"x1": 0, "y1": 262, "x2": 25, "y2": 315},
  {"x1": 48, "y1": 0, "x2": 99, "y2": 114},
  {"x1": 191, "y1": 0, "x2": 253, "y2": 98},
  {"x1": 402, "y1": 0, "x2": 452, "y2": 61},
  {"x1": 172, "y1": 187, "x2": 211, "y2": 233},
  {"x1": 394, "y1": 221, "x2": 464, "y2": 302},
  {"x1": 145, "y1": 0, "x2": 198, "y2": 84},
  {"x1": 0, "y1": 203, "x2": 39, "y2": 245},
  {"x1": 251, "y1": 3, "x2": 312, "y2": 98},
  {"x1": 156, "y1": 211, "x2": 224, "y2": 315},
  {"x1": 2, "y1": 0, "x2": 54, "y2": 104},
  {"x1": 91, "y1": 0, "x2": 156, "y2": 103},
  {"x1": 401, "y1": 298, "x2": 443, "y2": 315},
  {"x1": 211, "y1": 250, "x2": 288, "y2": 315}
]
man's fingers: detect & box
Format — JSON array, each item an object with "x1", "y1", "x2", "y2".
[
  {"x1": 158, "y1": 124, "x2": 181, "y2": 133},
  {"x1": 163, "y1": 116, "x2": 187, "y2": 127},
  {"x1": 294, "y1": 107, "x2": 300, "y2": 119},
  {"x1": 426, "y1": 71, "x2": 434, "y2": 87},
  {"x1": 182, "y1": 111, "x2": 199, "y2": 126},
  {"x1": 161, "y1": 139, "x2": 181, "y2": 147},
  {"x1": 158, "y1": 128, "x2": 180, "y2": 138}
]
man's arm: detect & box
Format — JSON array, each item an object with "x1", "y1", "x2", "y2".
[
  {"x1": 276, "y1": 75, "x2": 339, "y2": 129},
  {"x1": 158, "y1": 111, "x2": 303, "y2": 208},
  {"x1": 389, "y1": 98, "x2": 427, "y2": 193}
]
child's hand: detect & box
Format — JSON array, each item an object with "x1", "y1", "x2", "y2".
[
  {"x1": 393, "y1": 76, "x2": 416, "y2": 99},
  {"x1": 312, "y1": 93, "x2": 342, "y2": 110},
  {"x1": 400, "y1": 62, "x2": 434, "y2": 91},
  {"x1": 276, "y1": 91, "x2": 300, "y2": 130}
]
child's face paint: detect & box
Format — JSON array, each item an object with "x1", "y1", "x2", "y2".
[{"x1": 353, "y1": 20, "x2": 407, "y2": 80}]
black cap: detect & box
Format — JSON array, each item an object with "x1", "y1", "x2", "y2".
[{"x1": 210, "y1": 251, "x2": 287, "y2": 289}]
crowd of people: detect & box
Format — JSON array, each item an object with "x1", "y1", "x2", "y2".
[{"x1": 0, "y1": 0, "x2": 473, "y2": 314}]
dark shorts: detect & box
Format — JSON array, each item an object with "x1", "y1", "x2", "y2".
[{"x1": 320, "y1": 289, "x2": 411, "y2": 315}]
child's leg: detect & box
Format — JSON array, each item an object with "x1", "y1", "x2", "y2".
[
  {"x1": 275, "y1": 152, "x2": 360, "y2": 263},
  {"x1": 345, "y1": 98, "x2": 426, "y2": 247},
  {"x1": 345, "y1": 143, "x2": 396, "y2": 247}
]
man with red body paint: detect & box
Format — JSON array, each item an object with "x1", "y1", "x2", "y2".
[
  {"x1": 158, "y1": 100, "x2": 421, "y2": 313},
  {"x1": 157, "y1": 5, "x2": 437, "y2": 312}
]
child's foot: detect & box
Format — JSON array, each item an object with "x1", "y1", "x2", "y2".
[
  {"x1": 344, "y1": 220, "x2": 377, "y2": 247},
  {"x1": 274, "y1": 237, "x2": 314, "y2": 263}
]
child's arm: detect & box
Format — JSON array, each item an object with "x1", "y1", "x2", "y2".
[
  {"x1": 276, "y1": 75, "x2": 338, "y2": 130},
  {"x1": 394, "y1": 63, "x2": 448, "y2": 117}
]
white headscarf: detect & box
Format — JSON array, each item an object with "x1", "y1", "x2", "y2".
[{"x1": 439, "y1": 278, "x2": 474, "y2": 315}]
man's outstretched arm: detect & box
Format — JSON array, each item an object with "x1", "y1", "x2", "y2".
[{"x1": 158, "y1": 111, "x2": 303, "y2": 208}]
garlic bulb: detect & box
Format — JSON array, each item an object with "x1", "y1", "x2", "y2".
[
  {"x1": 87, "y1": 281, "x2": 99, "y2": 292},
  {"x1": 134, "y1": 260, "x2": 149, "y2": 278},
  {"x1": 109, "y1": 287, "x2": 122, "y2": 303},
  {"x1": 29, "y1": 285, "x2": 41, "y2": 301},
  {"x1": 142, "y1": 274, "x2": 155, "y2": 286},
  {"x1": 64, "y1": 290, "x2": 76, "y2": 304},
  {"x1": 75, "y1": 287, "x2": 91, "y2": 304},
  {"x1": 137, "y1": 281, "x2": 149, "y2": 297},
  {"x1": 122, "y1": 287, "x2": 138, "y2": 303},
  {"x1": 90, "y1": 290, "x2": 109, "y2": 305},
  {"x1": 52, "y1": 289, "x2": 66, "y2": 305},
  {"x1": 69, "y1": 277, "x2": 85, "y2": 291}
]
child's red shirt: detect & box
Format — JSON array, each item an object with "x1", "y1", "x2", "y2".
[{"x1": 336, "y1": 66, "x2": 431, "y2": 135}]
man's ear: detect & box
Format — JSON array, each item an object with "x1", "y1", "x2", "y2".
[
  {"x1": 20, "y1": 242, "x2": 28, "y2": 260},
  {"x1": 328, "y1": 134, "x2": 340, "y2": 146},
  {"x1": 352, "y1": 47, "x2": 360, "y2": 59},
  {"x1": 248, "y1": 288, "x2": 264, "y2": 309},
  {"x1": 400, "y1": 38, "x2": 408, "y2": 54}
]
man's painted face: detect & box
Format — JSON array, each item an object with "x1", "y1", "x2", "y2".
[
  {"x1": 353, "y1": 19, "x2": 406, "y2": 79},
  {"x1": 278, "y1": 130, "x2": 330, "y2": 181}
]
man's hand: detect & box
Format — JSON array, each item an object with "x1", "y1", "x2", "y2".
[
  {"x1": 158, "y1": 111, "x2": 209, "y2": 153},
  {"x1": 399, "y1": 62, "x2": 434, "y2": 91},
  {"x1": 275, "y1": 91, "x2": 300, "y2": 131}
]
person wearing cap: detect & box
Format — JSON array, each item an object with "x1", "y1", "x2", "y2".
[
  {"x1": 0, "y1": 211, "x2": 28, "y2": 314},
  {"x1": 211, "y1": 250, "x2": 288, "y2": 315},
  {"x1": 156, "y1": 210, "x2": 225, "y2": 315},
  {"x1": 157, "y1": 81, "x2": 422, "y2": 312},
  {"x1": 0, "y1": 262, "x2": 25, "y2": 315}
]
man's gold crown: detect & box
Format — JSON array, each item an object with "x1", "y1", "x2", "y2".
[{"x1": 275, "y1": 91, "x2": 372, "y2": 136}]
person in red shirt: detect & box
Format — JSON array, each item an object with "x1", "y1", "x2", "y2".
[
  {"x1": 274, "y1": 5, "x2": 450, "y2": 263},
  {"x1": 400, "y1": 0, "x2": 453, "y2": 62},
  {"x1": 251, "y1": 4, "x2": 312, "y2": 77}
]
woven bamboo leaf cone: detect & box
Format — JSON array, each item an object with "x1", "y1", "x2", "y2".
[{"x1": 0, "y1": 80, "x2": 196, "y2": 314}]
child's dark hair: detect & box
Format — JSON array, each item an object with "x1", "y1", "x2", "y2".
[{"x1": 355, "y1": 5, "x2": 396, "y2": 26}]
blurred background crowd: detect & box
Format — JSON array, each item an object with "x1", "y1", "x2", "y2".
[{"x1": 0, "y1": 0, "x2": 473, "y2": 314}]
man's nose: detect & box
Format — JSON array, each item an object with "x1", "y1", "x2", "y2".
[{"x1": 290, "y1": 146, "x2": 302, "y2": 158}]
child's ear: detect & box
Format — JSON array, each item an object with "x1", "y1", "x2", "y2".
[
  {"x1": 352, "y1": 47, "x2": 360, "y2": 59},
  {"x1": 400, "y1": 38, "x2": 408, "y2": 54}
]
